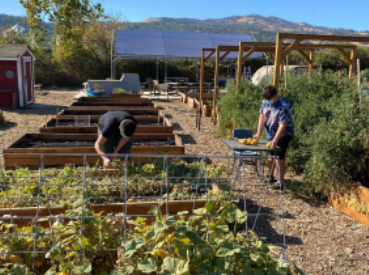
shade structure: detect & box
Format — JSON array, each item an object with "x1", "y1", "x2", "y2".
[{"x1": 115, "y1": 29, "x2": 262, "y2": 59}]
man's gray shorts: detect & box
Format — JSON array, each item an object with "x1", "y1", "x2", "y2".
[{"x1": 98, "y1": 129, "x2": 132, "y2": 160}]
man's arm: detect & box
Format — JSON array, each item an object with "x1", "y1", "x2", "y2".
[
  {"x1": 94, "y1": 135, "x2": 112, "y2": 167},
  {"x1": 254, "y1": 113, "x2": 265, "y2": 140},
  {"x1": 113, "y1": 137, "x2": 129, "y2": 157},
  {"x1": 270, "y1": 123, "x2": 288, "y2": 148}
]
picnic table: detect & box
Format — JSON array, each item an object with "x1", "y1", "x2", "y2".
[{"x1": 221, "y1": 138, "x2": 282, "y2": 183}]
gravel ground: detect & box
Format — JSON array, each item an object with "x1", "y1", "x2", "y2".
[
  {"x1": 1, "y1": 92, "x2": 369, "y2": 274},
  {"x1": 0, "y1": 88, "x2": 78, "y2": 166},
  {"x1": 154, "y1": 99, "x2": 369, "y2": 275}
]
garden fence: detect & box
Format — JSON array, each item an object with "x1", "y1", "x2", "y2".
[{"x1": 0, "y1": 153, "x2": 286, "y2": 273}]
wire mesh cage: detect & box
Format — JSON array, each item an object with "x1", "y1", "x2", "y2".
[
  {"x1": 0, "y1": 153, "x2": 288, "y2": 274},
  {"x1": 74, "y1": 115, "x2": 91, "y2": 127}
]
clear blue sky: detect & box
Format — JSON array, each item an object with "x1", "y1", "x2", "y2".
[{"x1": 1, "y1": 0, "x2": 369, "y2": 31}]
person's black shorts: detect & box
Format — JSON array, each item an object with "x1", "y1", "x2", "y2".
[{"x1": 268, "y1": 137, "x2": 292, "y2": 160}]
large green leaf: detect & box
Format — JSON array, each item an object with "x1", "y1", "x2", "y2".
[
  {"x1": 46, "y1": 242, "x2": 63, "y2": 262},
  {"x1": 239, "y1": 266, "x2": 253, "y2": 275},
  {"x1": 44, "y1": 268, "x2": 57, "y2": 275},
  {"x1": 124, "y1": 237, "x2": 145, "y2": 257},
  {"x1": 8, "y1": 263, "x2": 31, "y2": 275},
  {"x1": 138, "y1": 257, "x2": 158, "y2": 273},
  {"x1": 184, "y1": 231, "x2": 207, "y2": 246},
  {"x1": 174, "y1": 239, "x2": 189, "y2": 258},
  {"x1": 253, "y1": 270, "x2": 265, "y2": 275},
  {"x1": 72, "y1": 261, "x2": 92, "y2": 274},
  {"x1": 205, "y1": 201, "x2": 218, "y2": 217},
  {"x1": 250, "y1": 254, "x2": 266, "y2": 265},
  {"x1": 216, "y1": 240, "x2": 241, "y2": 257},
  {"x1": 268, "y1": 267, "x2": 289, "y2": 275},
  {"x1": 193, "y1": 207, "x2": 207, "y2": 216},
  {"x1": 110, "y1": 267, "x2": 135, "y2": 275},
  {"x1": 161, "y1": 258, "x2": 189, "y2": 275}
]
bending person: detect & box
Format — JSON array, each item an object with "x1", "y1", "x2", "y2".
[{"x1": 95, "y1": 111, "x2": 137, "y2": 168}]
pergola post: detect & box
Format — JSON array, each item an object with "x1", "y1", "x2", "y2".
[
  {"x1": 236, "y1": 42, "x2": 244, "y2": 87},
  {"x1": 309, "y1": 50, "x2": 315, "y2": 74},
  {"x1": 273, "y1": 34, "x2": 283, "y2": 91},
  {"x1": 200, "y1": 49, "x2": 205, "y2": 106},
  {"x1": 212, "y1": 46, "x2": 220, "y2": 124}
]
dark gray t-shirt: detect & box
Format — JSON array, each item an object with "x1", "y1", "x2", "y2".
[{"x1": 98, "y1": 111, "x2": 137, "y2": 138}]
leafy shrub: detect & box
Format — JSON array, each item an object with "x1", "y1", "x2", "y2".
[
  {"x1": 218, "y1": 71, "x2": 369, "y2": 198},
  {"x1": 113, "y1": 88, "x2": 131, "y2": 94}
]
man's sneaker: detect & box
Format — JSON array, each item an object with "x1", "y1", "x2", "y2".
[{"x1": 264, "y1": 176, "x2": 278, "y2": 183}]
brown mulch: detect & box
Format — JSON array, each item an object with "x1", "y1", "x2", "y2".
[{"x1": 155, "y1": 99, "x2": 369, "y2": 275}]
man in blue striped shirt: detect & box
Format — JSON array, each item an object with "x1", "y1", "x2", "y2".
[{"x1": 254, "y1": 85, "x2": 294, "y2": 184}]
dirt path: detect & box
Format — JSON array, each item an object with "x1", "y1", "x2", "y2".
[{"x1": 155, "y1": 99, "x2": 369, "y2": 275}]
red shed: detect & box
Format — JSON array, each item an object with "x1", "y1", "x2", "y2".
[{"x1": 0, "y1": 45, "x2": 36, "y2": 108}]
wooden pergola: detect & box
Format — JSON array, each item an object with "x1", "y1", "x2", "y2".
[
  {"x1": 272, "y1": 33, "x2": 369, "y2": 90},
  {"x1": 200, "y1": 42, "x2": 357, "y2": 123}
]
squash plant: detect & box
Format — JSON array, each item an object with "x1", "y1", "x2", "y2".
[{"x1": 0, "y1": 199, "x2": 304, "y2": 275}]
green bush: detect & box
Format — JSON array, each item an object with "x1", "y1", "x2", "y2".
[
  {"x1": 93, "y1": 83, "x2": 105, "y2": 94},
  {"x1": 113, "y1": 88, "x2": 131, "y2": 94},
  {"x1": 218, "y1": 71, "x2": 369, "y2": 198}
]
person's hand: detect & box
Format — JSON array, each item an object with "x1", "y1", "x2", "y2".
[
  {"x1": 270, "y1": 139, "x2": 278, "y2": 149},
  {"x1": 103, "y1": 158, "x2": 112, "y2": 168},
  {"x1": 253, "y1": 133, "x2": 260, "y2": 140}
]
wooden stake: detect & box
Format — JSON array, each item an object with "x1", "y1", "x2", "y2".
[
  {"x1": 285, "y1": 55, "x2": 289, "y2": 89},
  {"x1": 236, "y1": 42, "x2": 244, "y2": 90},
  {"x1": 349, "y1": 49, "x2": 356, "y2": 78},
  {"x1": 212, "y1": 46, "x2": 220, "y2": 124},
  {"x1": 357, "y1": 59, "x2": 363, "y2": 116},
  {"x1": 56, "y1": 107, "x2": 59, "y2": 126},
  {"x1": 200, "y1": 49, "x2": 205, "y2": 106},
  {"x1": 309, "y1": 50, "x2": 315, "y2": 75}
]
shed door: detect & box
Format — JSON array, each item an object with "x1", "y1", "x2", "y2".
[{"x1": 23, "y1": 59, "x2": 32, "y2": 104}]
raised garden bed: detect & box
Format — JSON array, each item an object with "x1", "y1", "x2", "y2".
[
  {"x1": 61, "y1": 106, "x2": 159, "y2": 115},
  {"x1": 181, "y1": 93, "x2": 218, "y2": 104},
  {"x1": 203, "y1": 102, "x2": 213, "y2": 116},
  {"x1": 3, "y1": 133, "x2": 184, "y2": 168},
  {"x1": 70, "y1": 100, "x2": 153, "y2": 107},
  {"x1": 0, "y1": 200, "x2": 209, "y2": 227},
  {"x1": 40, "y1": 117, "x2": 173, "y2": 134},
  {"x1": 328, "y1": 185, "x2": 369, "y2": 227},
  {"x1": 77, "y1": 94, "x2": 141, "y2": 102},
  {"x1": 113, "y1": 93, "x2": 140, "y2": 98}
]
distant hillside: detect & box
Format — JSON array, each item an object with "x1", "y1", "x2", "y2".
[
  {"x1": 133, "y1": 14, "x2": 369, "y2": 42},
  {"x1": 0, "y1": 13, "x2": 53, "y2": 37},
  {"x1": 2, "y1": 13, "x2": 369, "y2": 44}
]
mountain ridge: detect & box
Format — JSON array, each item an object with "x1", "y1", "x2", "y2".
[{"x1": 1, "y1": 13, "x2": 369, "y2": 43}]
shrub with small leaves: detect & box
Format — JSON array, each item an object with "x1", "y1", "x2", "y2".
[{"x1": 113, "y1": 88, "x2": 131, "y2": 94}]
